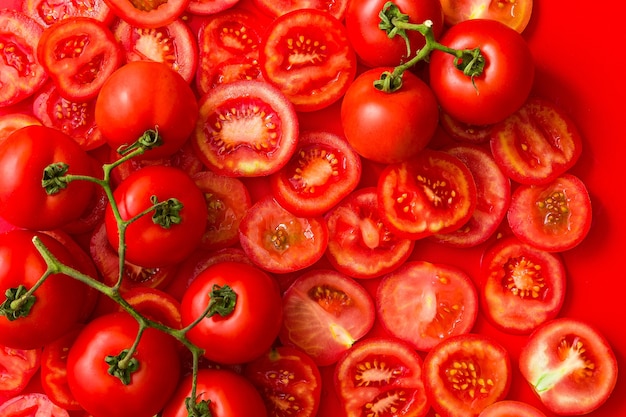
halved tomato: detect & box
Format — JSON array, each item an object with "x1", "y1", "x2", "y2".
[
  {"x1": 478, "y1": 400, "x2": 547, "y2": 417},
  {"x1": 103, "y1": 0, "x2": 190, "y2": 28},
  {"x1": 439, "y1": 0, "x2": 533, "y2": 32},
  {"x1": 0, "y1": 393, "x2": 70, "y2": 416},
  {"x1": 40, "y1": 327, "x2": 82, "y2": 410},
  {"x1": 279, "y1": 269, "x2": 375, "y2": 366}
]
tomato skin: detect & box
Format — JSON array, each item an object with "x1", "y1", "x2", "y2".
[
  {"x1": 341, "y1": 67, "x2": 439, "y2": 164},
  {"x1": 187, "y1": 0, "x2": 240, "y2": 15},
  {"x1": 429, "y1": 19, "x2": 534, "y2": 126},
  {"x1": 0, "y1": 345, "x2": 41, "y2": 403},
  {"x1": 477, "y1": 400, "x2": 547, "y2": 417},
  {"x1": 103, "y1": 0, "x2": 191, "y2": 28},
  {"x1": 40, "y1": 327, "x2": 83, "y2": 410},
  {"x1": 0, "y1": 113, "x2": 41, "y2": 143},
  {"x1": 181, "y1": 261, "x2": 283, "y2": 365}
]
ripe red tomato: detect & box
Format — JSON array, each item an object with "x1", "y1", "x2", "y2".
[
  {"x1": 95, "y1": 61, "x2": 198, "y2": 160},
  {"x1": 519, "y1": 318, "x2": 618, "y2": 415},
  {"x1": 341, "y1": 67, "x2": 439, "y2": 164},
  {"x1": 181, "y1": 261, "x2": 283, "y2": 364},
  {"x1": 105, "y1": 165, "x2": 208, "y2": 268},
  {"x1": 0, "y1": 344, "x2": 41, "y2": 404},
  {"x1": 478, "y1": 400, "x2": 547, "y2": 417},
  {"x1": 428, "y1": 19, "x2": 534, "y2": 126},
  {"x1": 0, "y1": 113, "x2": 41, "y2": 142},
  {"x1": 103, "y1": 0, "x2": 190, "y2": 28},
  {"x1": 0, "y1": 393, "x2": 70, "y2": 416},
  {"x1": 440, "y1": 0, "x2": 533, "y2": 33}
]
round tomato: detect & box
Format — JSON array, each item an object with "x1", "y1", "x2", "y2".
[
  {"x1": 519, "y1": 318, "x2": 618, "y2": 415},
  {"x1": 66, "y1": 312, "x2": 181, "y2": 417},
  {"x1": 341, "y1": 67, "x2": 439, "y2": 164},
  {"x1": 428, "y1": 19, "x2": 534, "y2": 126},
  {"x1": 0, "y1": 393, "x2": 69, "y2": 416},
  {"x1": 103, "y1": 0, "x2": 190, "y2": 28},
  {"x1": 423, "y1": 333, "x2": 512, "y2": 417},
  {"x1": 259, "y1": 8, "x2": 357, "y2": 112},
  {"x1": 478, "y1": 400, "x2": 547, "y2": 417},
  {"x1": 193, "y1": 80, "x2": 299, "y2": 177},
  {"x1": 23, "y1": 0, "x2": 114, "y2": 27},
  {"x1": 0, "y1": 125, "x2": 96, "y2": 231},
  {"x1": 95, "y1": 61, "x2": 198, "y2": 160},
  {"x1": 181, "y1": 261, "x2": 283, "y2": 364},
  {"x1": 279, "y1": 269, "x2": 375, "y2": 366},
  {"x1": 440, "y1": 0, "x2": 533, "y2": 33},
  {"x1": 105, "y1": 165, "x2": 208, "y2": 268},
  {"x1": 0, "y1": 344, "x2": 41, "y2": 403}
]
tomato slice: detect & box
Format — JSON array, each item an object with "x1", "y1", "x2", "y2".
[
  {"x1": 259, "y1": 8, "x2": 357, "y2": 112},
  {"x1": 187, "y1": 0, "x2": 240, "y2": 15},
  {"x1": 519, "y1": 318, "x2": 618, "y2": 415},
  {"x1": 280, "y1": 269, "x2": 375, "y2": 367},
  {"x1": 324, "y1": 187, "x2": 415, "y2": 279},
  {"x1": 490, "y1": 97, "x2": 583, "y2": 185},
  {"x1": 334, "y1": 337, "x2": 429, "y2": 417},
  {"x1": 0, "y1": 393, "x2": 70, "y2": 416},
  {"x1": 0, "y1": 345, "x2": 41, "y2": 403},
  {"x1": 480, "y1": 236, "x2": 566, "y2": 334},
  {"x1": 0, "y1": 9, "x2": 48, "y2": 107},
  {"x1": 423, "y1": 333, "x2": 512, "y2": 417},
  {"x1": 377, "y1": 261, "x2": 478, "y2": 351},
  {"x1": 104, "y1": 0, "x2": 190, "y2": 28},
  {"x1": 40, "y1": 327, "x2": 82, "y2": 410},
  {"x1": 439, "y1": 0, "x2": 533, "y2": 33},
  {"x1": 193, "y1": 80, "x2": 299, "y2": 177},
  {"x1": 507, "y1": 173, "x2": 592, "y2": 252},
  {"x1": 378, "y1": 149, "x2": 477, "y2": 239},
  {"x1": 478, "y1": 400, "x2": 547, "y2": 417},
  {"x1": 244, "y1": 346, "x2": 322, "y2": 417},
  {"x1": 439, "y1": 111, "x2": 493, "y2": 144},
  {"x1": 252, "y1": 0, "x2": 348, "y2": 20},
  {"x1": 238, "y1": 196, "x2": 328, "y2": 273}
]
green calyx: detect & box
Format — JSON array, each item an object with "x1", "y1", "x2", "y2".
[
  {"x1": 0, "y1": 285, "x2": 36, "y2": 321},
  {"x1": 105, "y1": 349, "x2": 140, "y2": 385},
  {"x1": 42, "y1": 162, "x2": 70, "y2": 195},
  {"x1": 185, "y1": 397, "x2": 214, "y2": 417},
  {"x1": 151, "y1": 196, "x2": 184, "y2": 229},
  {"x1": 206, "y1": 284, "x2": 237, "y2": 318}
]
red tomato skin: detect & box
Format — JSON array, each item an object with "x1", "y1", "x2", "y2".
[
  {"x1": 103, "y1": 0, "x2": 191, "y2": 28},
  {"x1": 429, "y1": 19, "x2": 534, "y2": 126},
  {"x1": 341, "y1": 67, "x2": 439, "y2": 164}
]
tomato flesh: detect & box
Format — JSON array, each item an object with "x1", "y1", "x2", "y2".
[{"x1": 440, "y1": 0, "x2": 533, "y2": 33}]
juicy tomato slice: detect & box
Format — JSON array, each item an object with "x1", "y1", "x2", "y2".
[
  {"x1": 193, "y1": 80, "x2": 299, "y2": 177},
  {"x1": 507, "y1": 173, "x2": 592, "y2": 252},
  {"x1": 0, "y1": 113, "x2": 41, "y2": 143},
  {"x1": 439, "y1": 111, "x2": 493, "y2": 144},
  {"x1": 377, "y1": 261, "x2": 479, "y2": 351},
  {"x1": 37, "y1": 17, "x2": 123, "y2": 101},
  {"x1": 259, "y1": 8, "x2": 357, "y2": 112},
  {"x1": 187, "y1": 0, "x2": 240, "y2": 15},
  {"x1": 22, "y1": 0, "x2": 115, "y2": 27},
  {"x1": 238, "y1": 196, "x2": 328, "y2": 273},
  {"x1": 280, "y1": 269, "x2": 375, "y2": 366},
  {"x1": 253, "y1": 0, "x2": 348, "y2": 20},
  {"x1": 324, "y1": 187, "x2": 415, "y2": 279},
  {"x1": 244, "y1": 346, "x2": 323, "y2": 417},
  {"x1": 0, "y1": 345, "x2": 41, "y2": 403},
  {"x1": 0, "y1": 393, "x2": 70, "y2": 416},
  {"x1": 490, "y1": 97, "x2": 583, "y2": 185},
  {"x1": 270, "y1": 130, "x2": 362, "y2": 217},
  {"x1": 0, "y1": 9, "x2": 48, "y2": 107},
  {"x1": 480, "y1": 236, "x2": 566, "y2": 334},
  {"x1": 423, "y1": 333, "x2": 512, "y2": 417},
  {"x1": 478, "y1": 400, "x2": 547, "y2": 417},
  {"x1": 378, "y1": 149, "x2": 477, "y2": 239},
  {"x1": 519, "y1": 318, "x2": 618, "y2": 415},
  {"x1": 431, "y1": 144, "x2": 510, "y2": 248},
  {"x1": 104, "y1": 0, "x2": 191, "y2": 28},
  {"x1": 439, "y1": 0, "x2": 533, "y2": 33},
  {"x1": 40, "y1": 327, "x2": 82, "y2": 410},
  {"x1": 112, "y1": 18, "x2": 198, "y2": 83},
  {"x1": 334, "y1": 337, "x2": 429, "y2": 417}
]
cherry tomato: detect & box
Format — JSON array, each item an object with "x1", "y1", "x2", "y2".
[
  {"x1": 440, "y1": 0, "x2": 533, "y2": 33},
  {"x1": 0, "y1": 345, "x2": 41, "y2": 403},
  {"x1": 0, "y1": 393, "x2": 70, "y2": 416},
  {"x1": 103, "y1": 0, "x2": 191, "y2": 28},
  {"x1": 478, "y1": 400, "x2": 547, "y2": 417},
  {"x1": 22, "y1": 0, "x2": 114, "y2": 27}
]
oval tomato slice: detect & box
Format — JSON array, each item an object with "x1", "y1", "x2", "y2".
[
  {"x1": 439, "y1": 111, "x2": 493, "y2": 144},
  {"x1": 423, "y1": 333, "x2": 512, "y2": 417},
  {"x1": 439, "y1": 0, "x2": 533, "y2": 33},
  {"x1": 187, "y1": 0, "x2": 240, "y2": 15},
  {"x1": 0, "y1": 345, "x2": 41, "y2": 403},
  {"x1": 378, "y1": 149, "x2": 477, "y2": 239},
  {"x1": 507, "y1": 173, "x2": 592, "y2": 252},
  {"x1": 480, "y1": 236, "x2": 566, "y2": 334},
  {"x1": 334, "y1": 337, "x2": 429, "y2": 417},
  {"x1": 279, "y1": 269, "x2": 375, "y2": 366},
  {"x1": 23, "y1": 0, "x2": 114, "y2": 27},
  {"x1": 519, "y1": 318, "x2": 618, "y2": 415},
  {"x1": 193, "y1": 80, "x2": 299, "y2": 177},
  {"x1": 253, "y1": 0, "x2": 348, "y2": 20},
  {"x1": 324, "y1": 187, "x2": 415, "y2": 279},
  {"x1": 259, "y1": 8, "x2": 357, "y2": 112},
  {"x1": 478, "y1": 400, "x2": 547, "y2": 417},
  {"x1": 377, "y1": 261, "x2": 478, "y2": 351}
]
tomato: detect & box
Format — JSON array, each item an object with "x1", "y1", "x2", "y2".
[
  {"x1": 40, "y1": 327, "x2": 82, "y2": 410},
  {"x1": 377, "y1": 261, "x2": 478, "y2": 351},
  {"x1": 23, "y1": 0, "x2": 115, "y2": 27},
  {"x1": 0, "y1": 113, "x2": 41, "y2": 143},
  {"x1": 507, "y1": 173, "x2": 592, "y2": 252},
  {"x1": 103, "y1": 0, "x2": 191, "y2": 28},
  {"x1": 187, "y1": 0, "x2": 240, "y2": 15},
  {"x1": 0, "y1": 125, "x2": 96, "y2": 231},
  {"x1": 377, "y1": 148, "x2": 477, "y2": 239},
  {"x1": 0, "y1": 9, "x2": 48, "y2": 107},
  {"x1": 478, "y1": 400, "x2": 547, "y2": 417},
  {"x1": 439, "y1": 111, "x2": 493, "y2": 144},
  {"x1": 244, "y1": 346, "x2": 322, "y2": 417},
  {"x1": 0, "y1": 231, "x2": 93, "y2": 350},
  {"x1": 279, "y1": 269, "x2": 375, "y2": 366},
  {"x1": 37, "y1": 17, "x2": 123, "y2": 102},
  {"x1": 325, "y1": 187, "x2": 415, "y2": 279},
  {"x1": 428, "y1": 19, "x2": 534, "y2": 126},
  {"x1": 341, "y1": 67, "x2": 439, "y2": 164},
  {"x1": 431, "y1": 144, "x2": 510, "y2": 248},
  {"x1": 423, "y1": 333, "x2": 512, "y2": 417},
  {"x1": 104, "y1": 165, "x2": 208, "y2": 268},
  {"x1": 181, "y1": 261, "x2": 283, "y2": 364},
  {"x1": 259, "y1": 8, "x2": 357, "y2": 112},
  {"x1": 95, "y1": 61, "x2": 198, "y2": 160},
  {"x1": 490, "y1": 97, "x2": 583, "y2": 185},
  {"x1": 66, "y1": 312, "x2": 181, "y2": 417},
  {"x1": 334, "y1": 337, "x2": 430, "y2": 417},
  {"x1": 345, "y1": 0, "x2": 444, "y2": 68},
  {"x1": 440, "y1": 0, "x2": 533, "y2": 33},
  {"x1": 0, "y1": 345, "x2": 41, "y2": 403},
  {"x1": 193, "y1": 80, "x2": 299, "y2": 177},
  {"x1": 112, "y1": 287, "x2": 183, "y2": 329},
  {"x1": 253, "y1": 0, "x2": 348, "y2": 20},
  {"x1": 161, "y1": 368, "x2": 268, "y2": 417},
  {"x1": 0, "y1": 393, "x2": 70, "y2": 416},
  {"x1": 519, "y1": 318, "x2": 618, "y2": 415},
  {"x1": 238, "y1": 196, "x2": 328, "y2": 273},
  {"x1": 112, "y1": 18, "x2": 198, "y2": 83},
  {"x1": 270, "y1": 130, "x2": 362, "y2": 217}
]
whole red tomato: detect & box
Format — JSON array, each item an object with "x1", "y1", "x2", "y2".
[{"x1": 95, "y1": 61, "x2": 198, "y2": 159}]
